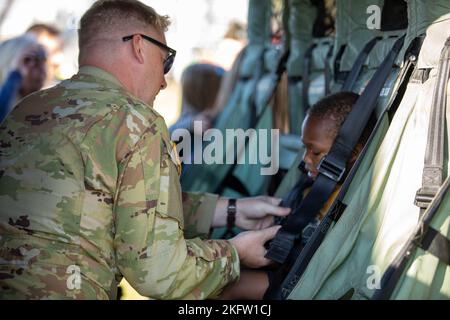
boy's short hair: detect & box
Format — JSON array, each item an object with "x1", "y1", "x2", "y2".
[
  {"x1": 307, "y1": 91, "x2": 360, "y2": 138},
  {"x1": 307, "y1": 91, "x2": 376, "y2": 144}
]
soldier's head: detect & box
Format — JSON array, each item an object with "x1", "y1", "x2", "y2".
[
  {"x1": 301, "y1": 91, "x2": 376, "y2": 180},
  {"x1": 78, "y1": 0, "x2": 173, "y2": 106}
]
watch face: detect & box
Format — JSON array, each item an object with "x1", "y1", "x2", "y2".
[{"x1": 227, "y1": 199, "x2": 237, "y2": 213}]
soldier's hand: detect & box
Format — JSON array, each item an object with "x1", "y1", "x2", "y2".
[
  {"x1": 235, "y1": 196, "x2": 291, "y2": 230},
  {"x1": 229, "y1": 225, "x2": 281, "y2": 268}
]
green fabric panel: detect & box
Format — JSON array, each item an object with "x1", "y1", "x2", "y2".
[
  {"x1": 352, "y1": 67, "x2": 400, "y2": 118},
  {"x1": 283, "y1": 0, "x2": 292, "y2": 51},
  {"x1": 181, "y1": 80, "x2": 253, "y2": 193},
  {"x1": 311, "y1": 38, "x2": 334, "y2": 71},
  {"x1": 240, "y1": 0, "x2": 272, "y2": 77},
  {"x1": 307, "y1": 39, "x2": 334, "y2": 108},
  {"x1": 330, "y1": 81, "x2": 343, "y2": 94},
  {"x1": 274, "y1": 151, "x2": 304, "y2": 198},
  {"x1": 229, "y1": 106, "x2": 274, "y2": 196},
  {"x1": 288, "y1": 68, "x2": 435, "y2": 299},
  {"x1": 287, "y1": 0, "x2": 317, "y2": 76},
  {"x1": 247, "y1": 0, "x2": 271, "y2": 45},
  {"x1": 401, "y1": 0, "x2": 450, "y2": 66},
  {"x1": 336, "y1": 0, "x2": 384, "y2": 72},
  {"x1": 287, "y1": 0, "x2": 316, "y2": 131},
  {"x1": 308, "y1": 71, "x2": 326, "y2": 106},
  {"x1": 264, "y1": 47, "x2": 283, "y2": 73},
  {"x1": 416, "y1": 15, "x2": 450, "y2": 69},
  {"x1": 390, "y1": 81, "x2": 450, "y2": 300},
  {"x1": 288, "y1": 80, "x2": 305, "y2": 136},
  {"x1": 366, "y1": 34, "x2": 405, "y2": 69},
  {"x1": 279, "y1": 135, "x2": 303, "y2": 170},
  {"x1": 391, "y1": 188, "x2": 450, "y2": 299}
]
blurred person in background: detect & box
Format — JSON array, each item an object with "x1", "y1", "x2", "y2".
[
  {"x1": 0, "y1": 34, "x2": 47, "y2": 124},
  {"x1": 169, "y1": 62, "x2": 225, "y2": 135},
  {"x1": 26, "y1": 23, "x2": 63, "y2": 87}
]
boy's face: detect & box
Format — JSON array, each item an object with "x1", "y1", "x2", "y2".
[{"x1": 301, "y1": 115, "x2": 336, "y2": 180}]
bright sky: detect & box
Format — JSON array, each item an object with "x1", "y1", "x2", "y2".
[{"x1": 0, "y1": 0, "x2": 249, "y2": 79}]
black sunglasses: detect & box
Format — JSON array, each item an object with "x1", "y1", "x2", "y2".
[{"x1": 123, "y1": 34, "x2": 176, "y2": 74}]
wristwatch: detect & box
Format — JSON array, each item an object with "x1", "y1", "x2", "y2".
[{"x1": 227, "y1": 198, "x2": 237, "y2": 229}]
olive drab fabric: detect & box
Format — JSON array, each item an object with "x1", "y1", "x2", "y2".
[
  {"x1": 390, "y1": 179, "x2": 450, "y2": 299},
  {"x1": 287, "y1": 0, "x2": 316, "y2": 134},
  {"x1": 287, "y1": 3, "x2": 450, "y2": 300},
  {"x1": 383, "y1": 17, "x2": 450, "y2": 300},
  {"x1": 0, "y1": 66, "x2": 240, "y2": 300}
]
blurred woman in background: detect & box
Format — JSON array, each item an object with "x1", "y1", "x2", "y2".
[
  {"x1": 0, "y1": 34, "x2": 47, "y2": 124},
  {"x1": 169, "y1": 63, "x2": 225, "y2": 134}
]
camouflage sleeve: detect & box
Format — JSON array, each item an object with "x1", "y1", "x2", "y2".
[
  {"x1": 113, "y1": 117, "x2": 240, "y2": 300},
  {"x1": 182, "y1": 192, "x2": 218, "y2": 239}
]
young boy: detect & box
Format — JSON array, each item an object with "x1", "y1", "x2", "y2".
[{"x1": 299, "y1": 91, "x2": 376, "y2": 241}]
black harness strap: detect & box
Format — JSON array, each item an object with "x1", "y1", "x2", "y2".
[
  {"x1": 302, "y1": 43, "x2": 318, "y2": 110},
  {"x1": 419, "y1": 226, "x2": 450, "y2": 266},
  {"x1": 265, "y1": 35, "x2": 406, "y2": 265},
  {"x1": 324, "y1": 42, "x2": 335, "y2": 96},
  {"x1": 334, "y1": 44, "x2": 347, "y2": 82},
  {"x1": 341, "y1": 37, "x2": 381, "y2": 92}
]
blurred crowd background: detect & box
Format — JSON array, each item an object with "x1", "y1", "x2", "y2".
[{"x1": 0, "y1": 0, "x2": 248, "y2": 126}]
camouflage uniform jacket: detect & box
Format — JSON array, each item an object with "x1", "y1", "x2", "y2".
[{"x1": 0, "y1": 66, "x2": 240, "y2": 300}]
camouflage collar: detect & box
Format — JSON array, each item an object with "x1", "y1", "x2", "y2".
[{"x1": 78, "y1": 66, "x2": 124, "y2": 90}]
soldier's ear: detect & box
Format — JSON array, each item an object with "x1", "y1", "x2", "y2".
[{"x1": 131, "y1": 35, "x2": 145, "y2": 64}]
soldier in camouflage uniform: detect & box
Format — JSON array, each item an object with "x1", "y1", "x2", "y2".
[{"x1": 0, "y1": 0, "x2": 289, "y2": 300}]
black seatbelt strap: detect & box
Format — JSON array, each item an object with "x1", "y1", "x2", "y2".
[
  {"x1": 265, "y1": 35, "x2": 406, "y2": 265},
  {"x1": 373, "y1": 176, "x2": 450, "y2": 300},
  {"x1": 302, "y1": 43, "x2": 317, "y2": 110},
  {"x1": 324, "y1": 42, "x2": 334, "y2": 96},
  {"x1": 414, "y1": 36, "x2": 450, "y2": 213},
  {"x1": 342, "y1": 37, "x2": 381, "y2": 92},
  {"x1": 334, "y1": 44, "x2": 347, "y2": 82},
  {"x1": 419, "y1": 225, "x2": 450, "y2": 265}
]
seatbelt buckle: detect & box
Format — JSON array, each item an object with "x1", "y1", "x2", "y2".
[
  {"x1": 265, "y1": 231, "x2": 296, "y2": 264},
  {"x1": 317, "y1": 156, "x2": 346, "y2": 182},
  {"x1": 414, "y1": 186, "x2": 439, "y2": 210}
]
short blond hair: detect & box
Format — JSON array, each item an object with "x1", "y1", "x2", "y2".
[{"x1": 78, "y1": 0, "x2": 170, "y2": 50}]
